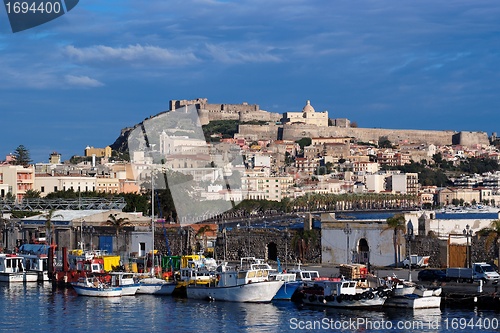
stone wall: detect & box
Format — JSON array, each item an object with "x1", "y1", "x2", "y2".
[
  {"x1": 156, "y1": 227, "x2": 321, "y2": 264},
  {"x1": 282, "y1": 124, "x2": 489, "y2": 147},
  {"x1": 237, "y1": 124, "x2": 280, "y2": 141},
  {"x1": 403, "y1": 235, "x2": 497, "y2": 268}
]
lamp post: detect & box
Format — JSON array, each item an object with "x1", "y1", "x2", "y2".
[
  {"x1": 284, "y1": 228, "x2": 290, "y2": 270},
  {"x1": 80, "y1": 220, "x2": 84, "y2": 250},
  {"x1": 463, "y1": 224, "x2": 473, "y2": 268},
  {"x1": 83, "y1": 224, "x2": 95, "y2": 251},
  {"x1": 406, "y1": 220, "x2": 414, "y2": 282},
  {"x1": 343, "y1": 223, "x2": 352, "y2": 263}
]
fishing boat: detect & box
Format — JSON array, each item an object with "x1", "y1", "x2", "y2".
[
  {"x1": 134, "y1": 174, "x2": 177, "y2": 296},
  {"x1": 239, "y1": 257, "x2": 297, "y2": 301},
  {"x1": 18, "y1": 253, "x2": 49, "y2": 282},
  {"x1": 109, "y1": 272, "x2": 140, "y2": 296},
  {"x1": 381, "y1": 274, "x2": 416, "y2": 296},
  {"x1": 135, "y1": 276, "x2": 177, "y2": 295},
  {"x1": 298, "y1": 278, "x2": 391, "y2": 308},
  {"x1": 0, "y1": 254, "x2": 39, "y2": 283},
  {"x1": 17, "y1": 244, "x2": 50, "y2": 282},
  {"x1": 384, "y1": 286, "x2": 442, "y2": 309},
  {"x1": 71, "y1": 275, "x2": 122, "y2": 297},
  {"x1": 186, "y1": 261, "x2": 284, "y2": 303}
]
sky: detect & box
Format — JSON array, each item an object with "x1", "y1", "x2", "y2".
[{"x1": 1, "y1": 0, "x2": 500, "y2": 163}]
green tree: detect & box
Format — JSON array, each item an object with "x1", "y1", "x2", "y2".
[
  {"x1": 24, "y1": 189, "x2": 41, "y2": 199},
  {"x1": 295, "y1": 137, "x2": 312, "y2": 150},
  {"x1": 42, "y1": 209, "x2": 63, "y2": 245},
  {"x1": 382, "y1": 214, "x2": 407, "y2": 268},
  {"x1": 479, "y1": 220, "x2": 500, "y2": 267},
  {"x1": 106, "y1": 213, "x2": 132, "y2": 237},
  {"x1": 12, "y1": 145, "x2": 32, "y2": 166},
  {"x1": 378, "y1": 136, "x2": 393, "y2": 148}
]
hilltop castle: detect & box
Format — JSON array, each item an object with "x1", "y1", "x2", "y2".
[{"x1": 169, "y1": 98, "x2": 490, "y2": 147}]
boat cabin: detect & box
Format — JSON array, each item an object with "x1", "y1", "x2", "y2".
[{"x1": 0, "y1": 254, "x2": 27, "y2": 274}]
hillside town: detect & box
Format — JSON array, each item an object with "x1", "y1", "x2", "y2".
[
  {"x1": 1, "y1": 99, "x2": 499, "y2": 208},
  {"x1": 0, "y1": 99, "x2": 500, "y2": 267}
]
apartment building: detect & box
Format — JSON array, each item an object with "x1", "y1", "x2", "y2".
[
  {"x1": 0, "y1": 165, "x2": 35, "y2": 201},
  {"x1": 241, "y1": 175, "x2": 294, "y2": 201},
  {"x1": 35, "y1": 174, "x2": 97, "y2": 196}
]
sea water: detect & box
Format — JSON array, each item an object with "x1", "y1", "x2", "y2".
[{"x1": 0, "y1": 283, "x2": 498, "y2": 333}]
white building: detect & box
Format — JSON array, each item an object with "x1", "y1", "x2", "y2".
[{"x1": 282, "y1": 100, "x2": 328, "y2": 127}]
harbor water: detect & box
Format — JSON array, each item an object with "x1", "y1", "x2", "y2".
[{"x1": 1, "y1": 283, "x2": 498, "y2": 333}]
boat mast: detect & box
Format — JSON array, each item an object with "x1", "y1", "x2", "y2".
[{"x1": 151, "y1": 170, "x2": 155, "y2": 277}]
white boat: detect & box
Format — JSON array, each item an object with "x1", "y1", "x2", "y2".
[
  {"x1": 0, "y1": 254, "x2": 39, "y2": 283},
  {"x1": 71, "y1": 276, "x2": 122, "y2": 297},
  {"x1": 384, "y1": 287, "x2": 442, "y2": 309},
  {"x1": 19, "y1": 254, "x2": 49, "y2": 282},
  {"x1": 381, "y1": 274, "x2": 416, "y2": 296},
  {"x1": 239, "y1": 257, "x2": 297, "y2": 300},
  {"x1": 135, "y1": 276, "x2": 177, "y2": 295},
  {"x1": 109, "y1": 272, "x2": 140, "y2": 296},
  {"x1": 134, "y1": 176, "x2": 176, "y2": 296},
  {"x1": 186, "y1": 262, "x2": 284, "y2": 303},
  {"x1": 299, "y1": 278, "x2": 391, "y2": 308},
  {"x1": 287, "y1": 262, "x2": 320, "y2": 282}
]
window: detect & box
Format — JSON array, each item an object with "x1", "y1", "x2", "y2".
[{"x1": 41, "y1": 186, "x2": 45, "y2": 193}]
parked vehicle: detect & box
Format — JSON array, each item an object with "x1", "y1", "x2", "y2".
[
  {"x1": 403, "y1": 255, "x2": 430, "y2": 268},
  {"x1": 446, "y1": 263, "x2": 500, "y2": 283},
  {"x1": 417, "y1": 269, "x2": 447, "y2": 282}
]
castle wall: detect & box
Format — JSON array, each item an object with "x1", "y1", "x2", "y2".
[
  {"x1": 237, "y1": 124, "x2": 280, "y2": 141},
  {"x1": 281, "y1": 124, "x2": 489, "y2": 147},
  {"x1": 239, "y1": 110, "x2": 281, "y2": 123}
]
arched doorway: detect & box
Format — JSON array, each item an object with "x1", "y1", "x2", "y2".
[
  {"x1": 355, "y1": 238, "x2": 370, "y2": 267},
  {"x1": 267, "y1": 242, "x2": 277, "y2": 261}
]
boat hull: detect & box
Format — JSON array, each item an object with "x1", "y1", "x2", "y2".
[
  {"x1": 72, "y1": 285, "x2": 122, "y2": 297},
  {"x1": 0, "y1": 272, "x2": 39, "y2": 283},
  {"x1": 121, "y1": 283, "x2": 141, "y2": 296},
  {"x1": 384, "y1": 295, "x2": 441, "y2": 309},
  {"x1": 301, "y1": 292, "x2": 386, "y2": 308},
  {"x1": 136, "y1": 278, "x2": 176, "y2": 295},
  {"x1": 273, "y1": 281, "x2": 301, "y2": 300},
  {"x1": 187, "y1": 280, "x2": 284, "y2": 303}
]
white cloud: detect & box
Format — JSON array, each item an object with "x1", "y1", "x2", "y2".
[
  {"x1": 204, "y1": 43, "x2": 281, "y2": 64},
  {"x1": 64, "y1": 44, "x2": 199, "y2": 65},
  {"x1": 65, "y1": 75, "x2": 104, "y2": 87}
]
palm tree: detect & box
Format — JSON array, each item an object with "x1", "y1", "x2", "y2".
[
  {"x1": 106, "y1": 214, "x2": 131, "y2": 237},
  {"x1": 480, "y1": 219, "x2": 500, "y2": 267},
  {"x1": 42, "y1": 209, "x2": 63, "y2": 246},
  {"x1": 381, "y1": 214, "x2": 407, "y2": 268}
]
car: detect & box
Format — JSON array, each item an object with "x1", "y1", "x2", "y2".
[{"x1": 417, "y1": 269, "x2": 447, "y2": 282}]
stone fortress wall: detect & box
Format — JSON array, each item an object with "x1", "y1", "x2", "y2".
[
  {"x1": 169, "y1": 98, "x2": 490, "y2": 147},
  {"x1": 281, "y1": 124, "x2": 489, "y2": 147},
  {"x1": 169, "y1": 98, "x2": 280, "y2": 125}
]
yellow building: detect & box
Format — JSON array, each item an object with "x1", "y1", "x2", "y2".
[{"x1": 84, "y1": 146, "x2": 112, "y2": 158}]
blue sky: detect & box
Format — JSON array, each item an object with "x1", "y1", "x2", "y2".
[{"x1": 1, "y1": 0, "x2": 500, "y2": 163}]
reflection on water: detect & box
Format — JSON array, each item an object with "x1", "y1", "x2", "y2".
[{"x1": 0, "y1": 284, "x2": 498, "y2": 333}]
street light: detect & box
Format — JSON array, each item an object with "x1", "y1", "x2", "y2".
[
  {"x1": 284, "y1": 228, "x2": 290, "y2": 270},
  {"x1": 343, "y1": 223, "x2": 352, "y2": 263},
  {"x1": 463, "y1": 224, "x2": 473, "y2": 268},
  {"x1": 406, "y1": 220, "x2": 415, "y2": 282},
  {"x1": 83, "y1": 224, "x2": 95, "y2": 251}
]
